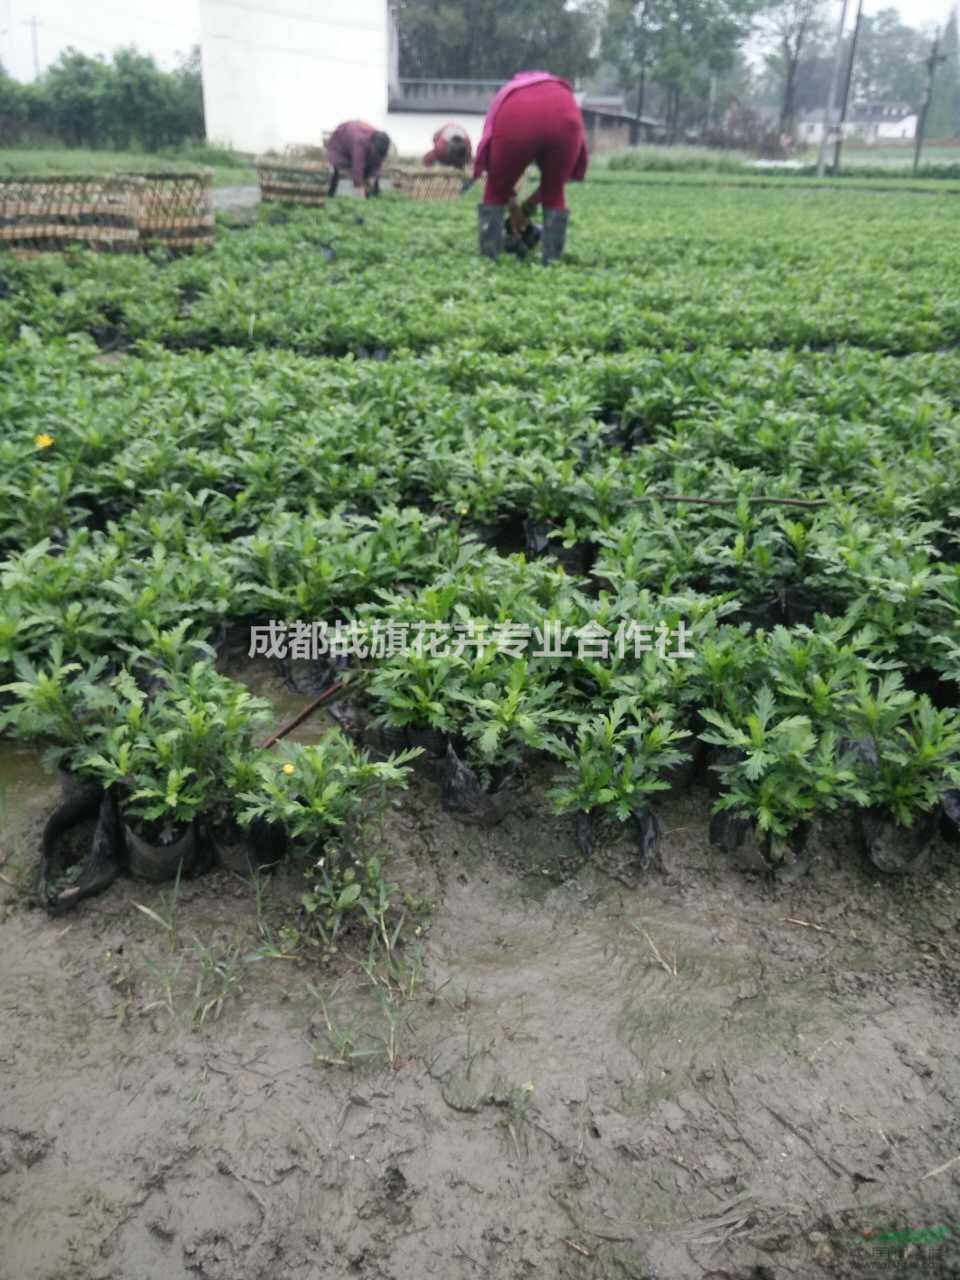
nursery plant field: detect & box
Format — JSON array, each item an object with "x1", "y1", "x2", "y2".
[{"x1": 3, "y1": 178, "x2": 960, "y2": 1280}]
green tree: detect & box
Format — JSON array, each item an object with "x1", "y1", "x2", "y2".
[
  {"x1": 39, "y1": 49, "x2": 110, "y2": 148},
  {"x1": 925, "y1": 9, "x2": 960, "y2": 139},
  {"x1": 0, "y1": 65, "x2": 30, "y2": 145},
  {"x1": 26, "y1": 44, "x2": 204, "y2": 151},
  {"x1": 605, "y1": 0, "x2": 759, "y2": 141},
  {"x1": 758, "y1": 0, "x2": 824, "y2": 133},
  {"x1": 396, "y1": 0, "x2": 601, "y2": 82},
  {"x1": 855, "y1": 7, "x2": 927, "y2": 106},
  {"x1": 603, "y1": 0, "x2": 659, "y2": 129}
]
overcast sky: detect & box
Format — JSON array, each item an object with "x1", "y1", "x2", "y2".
[{"x1": 0, "y1": 0, "x2": 955, "y2": 83}]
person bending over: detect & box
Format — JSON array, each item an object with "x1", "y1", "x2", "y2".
[
  {"x1": 423, "y1": 122, "x2": 473, "y2": 170},
  {"x1": 473, "y1": 72, "x2": 587, "y2": 264},
  {"x1": 327, "y1": 122, "x2": 391, "y2": 198}
]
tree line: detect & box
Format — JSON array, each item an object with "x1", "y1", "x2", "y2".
[
  {"x1": 0, "y1": 47, "x2": 204, "y2": 151},
  {"x1": 0, "y1": 6, "x2": 955, "y2": 155},
  {"x1": 396, "y1": 0, "x2": 960, "y2": 144}
]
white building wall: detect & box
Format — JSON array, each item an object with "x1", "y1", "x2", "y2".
[
  {"x1": 199, "y1": 0, "x2": 389, "y2": 153},
  {"x1": 198, "y1": 0, "x2": 488, "y2": 158},
  {"x1": 877, "y1": 115, "x2": 917, "y2": 140}
]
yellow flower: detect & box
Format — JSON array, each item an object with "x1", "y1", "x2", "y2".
[
  {"x1": 34, "y1": 433, "x2": 54, "y2": 449},
  {"x1": 281, "y1": 762, "x2": 295, "y2": 775}
]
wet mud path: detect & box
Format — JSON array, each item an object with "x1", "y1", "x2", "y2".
[{"x1": 2, "y1": 762, "x2": 960, "y2": 1279}]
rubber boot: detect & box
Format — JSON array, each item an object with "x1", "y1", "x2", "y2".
[
  {"x1": 327, "y1": 168, "x2": 340, "y2": 198},
  {"x1": 541, "y1": 208, "x2": 569, "y2": 264},
  {"x1": 477, "y1": 204, "x2": 506, "y2": 259}
]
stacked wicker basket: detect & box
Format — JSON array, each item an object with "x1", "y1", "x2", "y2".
[
  {"x1": 120, "y1": 169, "x2": 215, "y2": 251},
  {"x1": 0, "y1": 168, "x2": 214, "y2": 256},
  {"x1": 0, "y1": 175, "x2": 140, "y2": 256},
  {"x1": 386, "y1": 165, "x2": 463, "y2": 202},
  {"x1": 255, "y1": 145, "x2": 330, "y2": 206}
]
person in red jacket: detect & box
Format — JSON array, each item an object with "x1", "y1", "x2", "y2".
[
  {"x1": 473, "y1": 71, "x2": 588, "y2": 263},
  {"x1": 326, "y1": 121, "x2": 391, "y2": 198},
  {"x1": 422, "y1": 123, "x2": 472, "y2": 170}
]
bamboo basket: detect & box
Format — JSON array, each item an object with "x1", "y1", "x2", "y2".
[
  {"x1": 256, "y1": 148, "x2": 329, "y2": 206},
  {"x1": 0, "y1": 174, "x2": 140, "y2": 255},
  {"x1": 386, "y1": 165, "x2": 463, "y2": 202},
  {"x1": 121, "y1": 168, "x2": 214, "y2": 251}
]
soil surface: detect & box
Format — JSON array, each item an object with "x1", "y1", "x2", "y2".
[{"x1": 3, "y1": 724, "x2": 960, "y2": 1280}]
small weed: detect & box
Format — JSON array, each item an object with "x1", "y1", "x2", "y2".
[
  {"x1": 306, "y1": 983, "x2": 382, "y2": 1068},
  {"x1": 140, "y1": 955, "x2": 182, "y2": 1020},
  {"x1": 189, "y1": 939, "x2": 245, "y2": 1026},
  {"x1": 133, "y1": 862, "x2": 182, "y2": 951}
]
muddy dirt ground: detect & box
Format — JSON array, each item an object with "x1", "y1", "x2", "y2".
[{"x1": 3, "y1": 712, "x2": 960, "y2": 1280}]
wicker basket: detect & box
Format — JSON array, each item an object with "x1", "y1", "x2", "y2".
[
  {"x1": 0, "y1": 174, "x2": 140, "y2": 255},
  {"x1": 121, "y1": 169, "x2": 214, "y2": 251},
  {"x1": 386, "y1": 165, "x2": 463, "y2": 202},
  {"x1": 256, "y1": 151, "x2": 329, "y2": 206}
]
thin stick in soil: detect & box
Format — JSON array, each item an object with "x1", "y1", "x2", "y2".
[
  {"x1": 635, "y1": 924, "x2": 678, "y2": 976},
  {"x1": 563, "y1": 1239, "x2": 593, "y2": 1258},
  {"x1": 921, "y1": 1152, "x2": 960, "y2": 1181},
  {"x1": 783, "y1": 916, "x2": 834, "y2": 934},
  {"x1": 260, "y1": 680, "x2": 345, "y2": 749}
]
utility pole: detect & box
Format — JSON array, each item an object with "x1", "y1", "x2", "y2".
[
  {"x1": 26, "y1": 15, "x2": 40, "y2": 79},
  {"x1": 832, "y1": 0, "x2": 864, "y2": 173},
  {"x1": 914, "y1": 30, "x2": 947, "y2": 173},
  {"x1": 817, "y1": 0, "x2": 850, "y2": 177}
]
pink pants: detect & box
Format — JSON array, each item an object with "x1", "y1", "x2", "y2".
[{"x1": 481, "y1": 81, "x2": 585, "y2": 211}]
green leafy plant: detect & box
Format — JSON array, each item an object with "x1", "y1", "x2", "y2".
[
  {"x1": 236, "y1": 735, "x2": 421, "y2": 851},
  {"x1": 300, "y1": 851, "x2": 399, "y2": 952},
  {"x1": 550, "y1": 696, "x2": 690, "y2": 821},
  {"x1": 77, "y1": 662, "x2": 272, "y2": 829},
  {"x1": 0, "y1": 641, "x2": 109, "y2": 772},
  {"x1": 455, "y1": 659, "x2": 575, "y2": 768},
  {"x1": 844, "y1": 673, "x2": 960, "y2": 826},
  {"x1": 700, "y1": 686, "x2": 867, "y2": 841}
]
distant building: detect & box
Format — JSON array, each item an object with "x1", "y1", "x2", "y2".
[
  {"x1": 576, "y1": 93, "x2": 664, "y2": 151},
  {"x1": 850, "y1": 101, "x2": 918, "y2": 140},
  {"x1": 796, "y1": 102, "x2": 917, "y2": 145}
]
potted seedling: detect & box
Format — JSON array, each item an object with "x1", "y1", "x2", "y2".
[
  {"x1": 843, "y1": 672, "x2": 960, "y2": 874},
  {"x1": 237, "y1": 734, "x2": 421, "y2": 858},
  {"x1": 236, "y1": 734, "x2": 420, "y2": 954},
  {"x1": 550, "y1": 696, "x2": 691, "y2": 866},
  {"x1": 0, "y1": 646, "x2": 131, "y2": 909},
  {"x1": 79, "y1": 662, "x2": 272, "y2": 881},
  {"x1": 700, "y1": 686, "x2": 867, "y2": 878},
  {"x1": 0, "y1": 641, "x2": 115, "y2": 797},
  {"x1": 435, "y1": 658, "x2": 577, "y2": 825}
]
